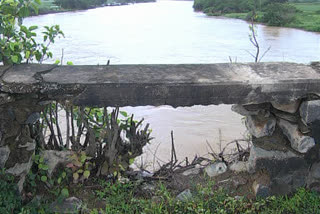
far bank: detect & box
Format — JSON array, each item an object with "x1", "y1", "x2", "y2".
[{"x1": 193, "y1": 0, "x2": 320, "y2": 32}]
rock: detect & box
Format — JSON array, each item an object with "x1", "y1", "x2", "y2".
[
  {"x1": 204, "y1": 162, "x2": 227, "y2": 177},
  {"x1": 232, "y1": 177, "x2": 247, "y2": 188},
  {"x1": 253, "y1": 182, "x2": 270, "y2": 198},
  {"x1": 176, "y1": 189, "x2": 193, "y2": 202},
  {"x1": 41, "y1": 150, "x2": 73, "y2": 177},
  {"x1": 234, "y1": 196, "x2": 243, "y2": 200},
  {"x1": 134, "y1": 171, "x2": 153, "y2": 180},
  {"x1": 231, "y1": 104, "x2": 260, "y2": 116},
  {"x1": 300, "y1": 100, "x2": 320, "y2": 125},
  {"x1": 246, "y1": 115, "x2": 276, "y2": 138},
  {"x1": 272, "y1": 110, "x2": 299, "y2": 123},
  {"x1": 182, "y1": 167, "x2": 200, "y2": 176},
  {"x1": 141, "y1": 183, "x2": 156, "y2": 192},
  {"x1": 252, "y1": 126, "x2": 292, "y2": 152},
  {"x1": 24, "y1": 112, "x2": 40, "y2": 125},
  {"x1": 307, "y1": 161, "x2": 320, "y2": 191},
  {"x1": 271, "y1": 100, "x2": 300, "y2": 114},
  {"x1": 151, "y1": 196, "x2": 162, "y2": 204},
  {"x1": 298, "y1": 119, "x2": 310, "y2": 134},
  {"x1": 6, "y1": 161, "x2": 33, "y2": 192},
  {"x1": 311, "y1": 120, "x2": 320, "y2": 144},
  {"x1": 278, "y1": 119, "x2": 315, "y2": 153},
  {"x1": 0, "y1": 145, "x2": 10, "y2": 168},
  {"x1": 270, "y1": 175, "x2": 293, "y2": 196},
  {"x1": 50, "y1": 197, "x2": 82, "y2": 214},
  {"x1": 229, "y1": 161, "x2": 249, "y2": 173},
  {"x1": 248, "y1": 144, "x2": 307, "y2": 176}
]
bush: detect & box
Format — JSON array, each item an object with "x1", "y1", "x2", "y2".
[
  {"x1": 262, "y1": 3, "x2": 297, "y2": 25},
  {"x1": 54, "y1": 0, "x2": 108, "y2": 9},
  {"x1": 0, "y1": 172, "x2": 22, "y2": 214},
  {"x1": 194, "y1": 0, "x2": 253, "y2": 13}
]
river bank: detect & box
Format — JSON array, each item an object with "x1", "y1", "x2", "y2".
[
  {"x1": 36, "y1": 0, "x2": 155, "y2": 16},
  {"x1": 194, "y1": 1, "x2": 320, "y2": 32}
]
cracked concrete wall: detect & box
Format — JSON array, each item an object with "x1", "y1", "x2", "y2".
[{"x1": 1, "y1": 62, "x2": 320, "y2": 194}]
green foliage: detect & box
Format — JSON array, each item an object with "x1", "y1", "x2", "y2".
[
  {"x1": 54, "y1": 0, "x2": 107, "y2": 9},
  {"x1": 262, "y1": 3, "x2": 297, "y2": 25},
  {"x1": 0, "y1": 170, "x2": 22, "y2": 214},
  {"x1": 91, "y1": 180, "x2": 320, "y2": 214},
  {"x1": 0, "y1": 0, "x2": 64, "y2": 65},
  {"x1": 67, "y1": 151, "x2": 93, "y2": 183},
  {"x1": 194, "y1": 0, "x2": 254, "y2": 14}
]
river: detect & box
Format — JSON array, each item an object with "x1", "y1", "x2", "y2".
[{"x1": 24, "y1": 0, "x2": 320, "y2": 168}]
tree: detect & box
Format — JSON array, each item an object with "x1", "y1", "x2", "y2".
[{"x1": 0, "y1": 0, "x2": 64, "y2": 65}]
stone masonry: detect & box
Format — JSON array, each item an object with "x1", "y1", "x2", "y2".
[{"x1": 232, "y1": 98, "x2": 320, "y2": 195}]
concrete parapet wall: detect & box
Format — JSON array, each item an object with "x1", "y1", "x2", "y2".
[{"x1": 1, "y1": 62, "x2": 320, "y2": 195}]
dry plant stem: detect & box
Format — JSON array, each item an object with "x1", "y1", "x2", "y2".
[
  {"x1": 70, "y1": 105, "x2": 75, "y2": 142},
  {"x1": 55, "y1": 101, "x2": 64, "y2": 147},
  {"x1": 152, "y1": 142, "x2": 162, "y2": 171},
  {"x1": 65, "y1": 105, "x2": 70, "y2": 149},
  {"x1": 44, "y1": 105, "x2": 59, "y2": 149},
  {"x1": 250, "y1": 20, "x2": 260, "y2": 63},
  {"x1": 170, "y1": 130, "x2": 178, "y2": 168}
]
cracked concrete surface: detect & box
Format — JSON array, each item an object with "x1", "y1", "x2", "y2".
[{"x1": 1, "y1": 62, "x2": 320, "y2": 107}]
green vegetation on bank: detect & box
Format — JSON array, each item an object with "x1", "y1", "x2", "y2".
[
  {"x1": 2, "y1": 172, "x2": 320, "y2": 214},
  {"x1": 37, "y1": 0, "x2": 155, "y2": 15},
  {"x1": 193, "y1": 0, "x2": 320, "y2": 32}
]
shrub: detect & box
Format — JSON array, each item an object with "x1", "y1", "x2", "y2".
[
  {"x1": 54, "y1": 0, "x2": 108, "y2": 9},
  {"x1": 194, "y1": 0, "x2": 253, "y2": 13},
  {"x1": 262, "y1": 3, "x2": 297, "y2": 26},
  {"x1": 0, "y1": 171, "x2": 22, "y2": 214}
]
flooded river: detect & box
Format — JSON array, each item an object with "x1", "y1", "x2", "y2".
[{"x1": 24, "y1": 0, "x2": 320, "y2": 167}]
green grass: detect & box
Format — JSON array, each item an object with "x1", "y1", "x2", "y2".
[
  {"x1": 292, "y1": 2, "x2": 320, "y2": 13},
  {"x1": 287, "y1": 3, "x2": 320, "y2": 31},
  {"x1": 201, "y1": 1, "x2": 320, "y2": 32},
  {"x1": 224, "y1": 12, "x2": 248, "y2": 19},
  {"x1": 2, "y1": 175, "x2": 320, "y2": 214},
  {"x1": 91, "y1": 181, "x2": 320, "y2": 214}
]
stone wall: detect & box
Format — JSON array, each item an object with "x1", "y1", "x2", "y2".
[
  {"x1": 0, "y1": 95, "x2": 44, "y2": 192},
  {"x1": 232, "y1": 98, "x2": 320, "y2": 195}
]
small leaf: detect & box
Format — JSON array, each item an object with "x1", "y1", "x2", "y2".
[
  {"x1": 66, "y1": 163, "x2": 74, "y2": 168},
  {"x1": 9, "y1": 43, "x2": 14, "y2": 51},
  {"x1": 129, "y1": 158, "x2": 135, "y2": 165},
  {"x1": 11, "y1": 55, "x2": 19, "y2": 63},
  {"x1": 120, "y1": 111, "x2": 128, "y2": 117},
  {"x1": 83, "y1": 170, "x2": 90, "y2": 179},
  {"x1": 29, "y1": 25, "x2": 38, "y2": 31},
  {"x1": 39, "y1": 157, "x2": 44, "y2": 163},
  {"x1": 57, "y1": 177, "x2": 62, "y2": 184},
  {"x1": 80, "y1": 154, "x2": 86, "y2": 163},
  {"x1": 54, "y1": 59, "x2": 60, "y2": 65},
  {"x1": 67, "y1": 61, "x2": 73, "y2": 65},
  {"x1": 61, "y1": 188, "x2": 69, "y2": 197},
  {"x1": 62, "y1": 172, "x2": 67, "y2": 178},
  {"x1": 73, "y1": 172, "x2": 79, "y2": 181},
  {"x1": 25, "y1": 51, "x2": 30, "y2": 59},
  {"x1": 42, "y1": 165, "x2": 49, "y2": 171},
  {"x1": 41, "y1": 176, "x2": 47, "y2": 182}
]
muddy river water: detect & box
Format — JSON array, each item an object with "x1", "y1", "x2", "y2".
[{"x1": 24, "y1": 0, "x2": 320, "y2": 167}]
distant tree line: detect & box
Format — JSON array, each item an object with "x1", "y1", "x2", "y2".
[
  {"x1": 54, "y1": 0, "x2": 154, "y2": 10},
  {"x1": 193, "y1": 0, "x2": 298, "y2": 26}
]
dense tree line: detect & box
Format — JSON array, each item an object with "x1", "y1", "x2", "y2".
[
  {"x1": 193, "y1": 0, "x2": 298, "y2": 26},
  {"x1": 54, "y1": 0, "x2": 107, "y2": 9}
]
